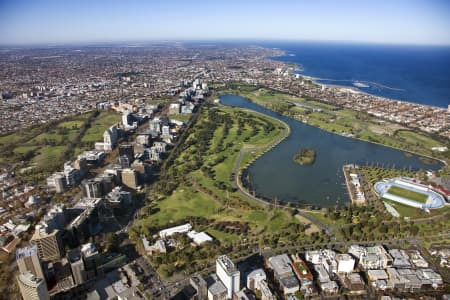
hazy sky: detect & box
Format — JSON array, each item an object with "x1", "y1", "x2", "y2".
[{"x1": 1, "y1": 0, "x2": 449, "y2": 46}]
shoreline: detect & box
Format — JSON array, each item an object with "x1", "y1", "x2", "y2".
[
  {"x1": 269, "y1": 51, "x2": 449, "y2": 111},
  {"x1": 220, "y1": 91, "x2": 447, "y2": 170}
]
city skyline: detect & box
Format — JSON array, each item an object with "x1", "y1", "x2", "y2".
[{"x1": 1, "y1": 0, "x2": 450, "y2": 46}]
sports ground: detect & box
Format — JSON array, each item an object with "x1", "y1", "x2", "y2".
[{"x1": 374, "y1": 177, "x2": 446, "y2": 209}]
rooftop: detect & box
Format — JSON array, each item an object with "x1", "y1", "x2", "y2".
[
  {"x1": 217, "y1": 255, "x2": 237, "y2": 273},
  {"x1": 16, "y1": 244, "x2": 38, "y2": 260}
]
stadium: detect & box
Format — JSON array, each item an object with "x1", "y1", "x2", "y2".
[{"x1": 374, "y1": 177, "x2": 446, "y2": 209}]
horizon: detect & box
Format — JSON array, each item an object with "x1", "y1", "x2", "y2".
[
  {"x1": 1, "y1": 0, "x2": 450, "y2": 46},
  {"x1": 3, "y1": 38, "x2": 450, "y2": 49}
]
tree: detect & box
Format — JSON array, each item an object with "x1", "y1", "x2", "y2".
[{"x1": 105, "y1": 232, "x2": 120, "y2": 252}]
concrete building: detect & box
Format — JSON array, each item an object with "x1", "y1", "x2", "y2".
[
  {"x1": 267, "y1": 254, "x2": 299, "y2": 295},
  {"x1": 46, "y1": 172, "x2": 67, "y2": 193},
  {"x1": 122, "y1": 110, "x2": 133, "y2": 127},
  {"x1": 30, "y1": 227, "x2": 63, "y2": 262},
  {"x1": 343, "y1": 273, "x2": 365, "y2": 292},
  {"x1": 119, "y1": 144, "x2": 134, "y2": 163},
  {"x1": 159, "y1": 223, "x2": 192, "y2": 239},
  {"x1": 190, "y1": 275, "x2": 207, "y2": 300},
  {"x1": 16, "y1": 245, "x2": 44, "y2": 279},
  {"x1": 81, "y1": 243, "x2": 102, "y2": 279},
  {"x1": 291, "y1": 255, "x2": 313, "y2": 285},
  {"x1": 68, "y1": 249, "x2": 87, "y2": 286},
  {"x1": 246, "y1": 269, "x2": 266, "y2": 291},
  {"x1": 216, "y1": 255, "x2": 240, "y2": 299},
  {"x1": 336, "y1": 253, "x2": 356, "y2": 274},
  {"x1": 149, "y1": 118, "x2": 161, "y2": 134},
  {"x1": 17, "y1": 271, "x2": 50, "y2": 300},
  {"x1": 64, "y1": 162, "x2": 82, "y2": 186},
  {"x1": 187, "y1": 231, "x2": 213, "y2": 245},
  {"x1": 208, "y1": 280, "x2": 227, "y2": 300},
  {"x1": 259, "y1": 280, "x2": 276, "y2": 300},
  {"x1": 169, "y1": 103, "x2": 181, "y2": 114},
  {"x1": 121, "y1": 168, "x2": 138, "y2": 189},
  {"x1": 81, "y1": 179, "x2": 103, "y2": 198},
  {"x1": 103, "y1": 125, "x2": 119, "y2": 150},
  {"x1": 106, "y1": 186, "x2": 132, "y2": 208}
]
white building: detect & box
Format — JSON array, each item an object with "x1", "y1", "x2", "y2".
[
  {"x1": 187, "y1": 231, "x2": 213, "y2": 245},
  {"x1": 17, "y1": 271, "x2": 50, "y2": 300},
  {"x1": 216, "y1": 255, "x2": 240, "y2": 299},
  {"x1": 336, "y1": 254, "x2": 355, "y2": 274},
  {"x1": 247, "y1": 269, "x2": 266, "y2": 291},
  {"x1": 159, "y1": 223, "x2": 192, "y2": 239}
]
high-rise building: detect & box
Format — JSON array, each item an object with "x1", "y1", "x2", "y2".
[
  {"x1": 119, "y1": 144, "x2": 134, "y2": 163},
  {"x1": 46, "y1": 172, "x2": 67, "y2": 193},
  {"x1": 68, "y1": 249, "x2": 87, "y2": 286},
  {"x1": 17, "y1": 271, "x2": 50, "y2": 300},
  {"x1": 161, "y1": 125, "x2": 170, "y2": 136},
  {"x1": 81, "y1": 179, "x2": 102, "y2": 198},
  {"x1": 119, "y1": 155, "x2": 131, "y2": 168},
  {"x1": 103, "y1": 125, "x2": 118, "y2": 150},
  {"x1": 121, "y1": 168, "x2": 138, "y2": 189},
  {"x1": 16, "y1": 245, "x2": 44, "y2": 280},
  {"x1": 122, "y1": 110, "x2": 133, "y2": 127},
  {"x1": 64, "y1": 162, "x2": 82, "y2": 186},
  {"x1": 190, "y1": 275, "x2": 207, "y2": 300},
  {"x1": 81, "y1": 243, "x2": 102, "y2": 279},
  {"x1": 30, "y1": 228, "x2": 63, "y2": 262},
  {"x1": 216, "y1": 255, "x2": 240, "y2": 299}
]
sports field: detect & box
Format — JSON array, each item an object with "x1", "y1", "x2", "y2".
[{"x1": 387, "y1": 185, "x2": 428, "y2": 204}]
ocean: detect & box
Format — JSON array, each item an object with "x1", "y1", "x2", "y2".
[{"x1": 261, "y1": 41, "x2": 450, "y2": 108}]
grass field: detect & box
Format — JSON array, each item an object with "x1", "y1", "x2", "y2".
[
  {"x1": 81, "y1": 112, "x2": 121, "y2": 143},
  {"x1": 139, "y1": 104, "x2": 304, "y2": 243},
  {"x1": 383, "y1": 200, "x2": 424, "y2": 218},
  {"x1": 387, "y1": 185, "x2": 428, "y2": 204},
  {"x1": 218, "y1": 83, "x2": 447, "y2": 159},
  {"x1": 168, "y1": 114, "x2": 192, "y2": 123},
  {"x1": 0, "y1": 111, "x2": 120, "y2": 175}
]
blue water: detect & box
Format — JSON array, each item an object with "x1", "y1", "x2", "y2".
[
  {"x1": 221, "y1": 94, "x2": 444, "y2": 207},
  {"x1": 262, "y1": 42, "x2": 450, "y2": 108}
]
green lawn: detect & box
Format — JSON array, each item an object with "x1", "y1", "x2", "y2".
[
  {"x1": 205, "y1": 228, "x2": 240, "y2": 243},
  {"x1": 13, "y1": 145, "x2": 39, "y2": 155},
  {"x1": 0, "y1": 111, "x2": 120, "y2": 174},
  {"x1": 219, "y1": 83, "x2": 447, "y2": 159},
  {"x1": 395, "y1": 130, "x2": 442, "y2": 149},
  {"x1": 141, "y1": 186, "x2": 221, "y2": 227},
  {"x1": 387, "y1": 186, "x2": 428, "y2": 204},
  {"x1": 57, "y1": 120, "x2": 85, "y2": 129},
  {"x1": 81, "y1": 112, "x2": 121, "y2": 143},
  {"x1": 383, "y1": 200, "x2": 424, "y2": 218},
  {"x1": 168, "y1": 114, "x2": 192, "y2": 123},
  {"x1": 139, "y1": 104, "x2": 302, "y2": 242}
]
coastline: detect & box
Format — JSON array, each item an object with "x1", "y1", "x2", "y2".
[{"x1": 269, "y1": 50, "x2": 449, "y2": 111}]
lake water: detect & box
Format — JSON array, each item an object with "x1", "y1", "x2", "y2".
[{"x1": 220, "y1": 94, "x2": 444, "y2": 207}]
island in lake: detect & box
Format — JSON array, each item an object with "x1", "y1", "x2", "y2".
[{"x1": 293, "y1": 148, "x2": 316, "y2": 165}]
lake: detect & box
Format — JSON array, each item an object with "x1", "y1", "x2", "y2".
[{"x1": 220, "y1": 94, "x2": 444, "y2": 207}]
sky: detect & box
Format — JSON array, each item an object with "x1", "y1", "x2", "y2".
[{"x1": 1, "y1": 0, "x2": 449, "y2": 46}]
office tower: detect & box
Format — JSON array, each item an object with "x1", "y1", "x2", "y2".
[
  {"x1": 81, "y1": 243, "x2": 102, "y2": 279},
  {"x1": 121, "y1": 168, "x2": 138, "y2": 189},
  {"x1": 30, "y1": 227, "x2": 63, "y2": 262},
  {"x1": 216, "y1": 255, "x2": 240, "y2": 299},
  {"x1": 81, "y1": 179, "x2": 102, "y2": 198},
  {"x1": 16, "y1": 245, "x2": 44, "y2": 279},
  {"x1": 119, "y1": 155, "x2": 131, "y2": 168},
  {"x1": 119, "y1": 144, "x2": 134, "y2": 163},
  {"x1": 68, "y1": 249, "x2": 87, "y2": 286},
  {"x1": 17, "y1": 272, "x2": 50, "y2": 300},
  {"x1": 190, "y1": 275, "x2": 207, "y2": 300}
]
